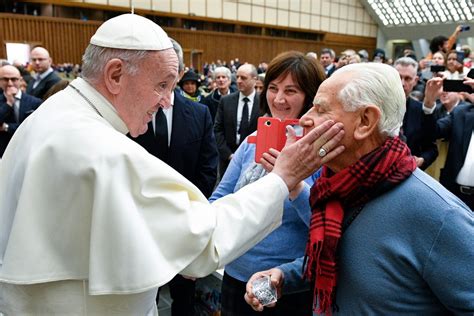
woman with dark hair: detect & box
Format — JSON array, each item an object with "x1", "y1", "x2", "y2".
[
  {"x1": 209, "y1": 51, "x2": 326, "y2": 316},
  {"x1": 444, "y1": 50, "x2": 469, "y2": 79}
]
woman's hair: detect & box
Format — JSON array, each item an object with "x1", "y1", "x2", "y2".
[{"x1": 259, "y1": 51, "x2": 326, "y2": 118}]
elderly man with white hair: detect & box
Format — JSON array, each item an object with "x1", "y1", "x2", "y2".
[
  {"x1": 0, "y1": 14, "x2": 346, "y2": 315},
  {"x1": 245, "y1": 62, "x2": 474, "y2": 314},
  {"x1": 202, "y1": 66, "x2": 235, "y2": 122}
]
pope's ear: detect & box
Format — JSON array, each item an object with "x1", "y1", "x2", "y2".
[
  {"x1": 354, "y1": 105, "x2": 381, "y2": 140},
  {"x1": 103, "y1": 58, "x2": 124, "y2": 95}
]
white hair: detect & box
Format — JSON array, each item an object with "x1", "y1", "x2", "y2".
[
  {"x1": 81, "y1": 44, "x2": 151, "y2": 83},
  {"x1": 212, "y1": 66, "x2": 231, "y2": 80},
  {"x1": 394, "y1": 56, "x2": 418, "y2": 73},
  {"x1": 334, "y1": 63, "x2": 406, "y2": 137}
]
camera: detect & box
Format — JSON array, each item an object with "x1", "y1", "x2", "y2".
[
  {"x1": 247, "y1": 117, "x2": 303, "y2": 163},
  {"x1": 443, "y1": 80, "x2": 473, "y2": 93},
  {"x1": 430, "y1": 65, "x2": 445, "y2": 72},
  {"x1": 460, "y1": 25, "x2": 471, "y2": 32},
  {"x1": 443, "y1": 68, "x2": 474, "y2": 93}
]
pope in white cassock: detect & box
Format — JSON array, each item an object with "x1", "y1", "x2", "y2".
[{"x1": 0, "y1": 14, "x2": 345, "y2": 315}]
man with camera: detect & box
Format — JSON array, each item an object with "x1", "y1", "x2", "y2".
[
  {"x1": 423, "y1": 76, "x2": 474, "y2": 210},
  {"x1": 394, "y1": 57, "x2": 438, "y2": 170}
]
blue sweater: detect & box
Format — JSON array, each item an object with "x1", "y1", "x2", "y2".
[
  {"x1": 279, "y1": 169, "x2": 474, "y2": 314},
  {"x1": 209, "y1": 135, "x2": 317, "y2": 286}
]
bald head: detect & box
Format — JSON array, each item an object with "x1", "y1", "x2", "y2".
[
  {"x1": 236, "y1": 63, "x2": 257, "y2": 96},
  {"x1": 0, "y1": 65, "x2": 22, "y2": 91},
  {"x1": 30, "y1": 46, "x2": 52, "y2": 74}
]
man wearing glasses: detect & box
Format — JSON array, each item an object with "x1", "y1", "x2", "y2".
[
  {"x1": 0, "y1": 65, "x2": 42, "y2": 157},
  {"x1": 26, "y1": 46, "x2": 61, "y2": 100}
]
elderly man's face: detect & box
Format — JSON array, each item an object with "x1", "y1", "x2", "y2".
[
  {"x1": 300, "y1": 72, "x2": 360, "y2": 167},
  {"x1": 215, "y1": 73, "x2": 230, "y2": 91},
  {"x1": 117, "y1": 49, "x2": 178, "y2": 137},
  {"x1": 395, "y1": 64, "x2": 418, "y2": 98}
]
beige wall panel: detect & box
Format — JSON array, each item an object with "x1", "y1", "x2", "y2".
[
  {"x1": 266, "y1": 0, "x2": 278, "y2": 7},
  {"x1": 223, "y1": 1, "x2": 237, "y2": 20},
  {"x1": 301, "y1": 0, "x2": 310, "y2": 12},
  {"x1": 321, "y1": 1, "x2": 330, "y2": 16},
  {"x1": 311, "y1": 14, "x2": 320, "y2": 29},
  {"x1": 265, "y1": 7, "x2": 277, "y2": 24},
  {"x1": 311, "y1": 0, "x2": 322, "y2": 14},
  {"x1": 277, "y1": 9, "x2": 289, "y2": 26},
  {"x1": 108, "y1": 0, "x2": 129, "y2": 7},
  {"x1": 289, "y1": 11, "x2": 299, "y2": 28},
  {"x1": 278, "y1": 0, "x2": 289, "y2": 10},
  {"x1": 133, "y1": 0, "x2": 151, "y2": 10},
  {"x1": 289, "y1": 0, "x2": 300, "y2": 11},
  {"x1": 370, "y1": 24, "x2": 377, "y2": 37},
  {"x1": 206, "y1": 0, "x2": 222, "y2": 18},
  {"x1": 339, "y1": 4, "x2": 348, "y2": 19},
  {"x1": 356, "y1": 8, "x2": 363, "y2": 21},
  {"x1": 152, "y1": 0, "x2": 171, "y2": 12},
  {"x1": 252, "y1": 5, "x2": 265, "y2": 24},
  {"x1": 238, "y1": 3, "x2": 252, "y2": 22},
  {"x1": 171, "y1": 0, "x2": 188, "y2": 14},
  {"x1": 348, "y1": 6, "x2": 356, "y2": 20},
  {"x1": 321, "y1": 16, "x2": 330, "y2": 31},
  {"x1": 300, "y1": 13, "x2": 310, "y2": 28},
  {"x1": 330, "y1": 2, "x2": 339, "y2": 18},
  {"x1": 339, "y1": 19, "x2": 348, "y2": 34},
  {"x1": 84, "y1": 0, "x2": 107, "y2": 4},
  {"x1": 362, "y1": 23, "x2": 370, "y2": 36},
  {"x1": 329, "y1": 18, "x2": 339, "y2": 33},
  {"x1": 355, "y1": 22, "x2": 363, "y2": 36},
  {"x1": 252, "y1": 0, "x2": 265, "y2": 5},
  {"x1": 190, "y1": 0, "x2": 206, "y2": 16}
]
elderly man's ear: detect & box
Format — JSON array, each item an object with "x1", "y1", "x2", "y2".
[
  {"x1": 103, "y1": 58, "x2": 125, "y2": 94},
  {"x1": 353, "y1": 105, "x2": 381, "y2": 140}
]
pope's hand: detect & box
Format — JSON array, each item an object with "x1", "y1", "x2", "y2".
[{"x1": 270, "y1": 120, "x2": 344, "y2": 191}]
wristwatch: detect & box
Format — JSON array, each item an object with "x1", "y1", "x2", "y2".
[{"x1": 3, "y1": 123, "x2": 8, "y2": 132}]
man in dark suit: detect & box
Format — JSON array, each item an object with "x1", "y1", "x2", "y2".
[
  {"x1": 395, "y1": 57, "x2": 438, "y2": 170},
  {"x1": 423, "y1": 77, "x2": 474, "y2": 210},
  {"x1": 26, "y1": 46, "x2": 61, "y2": 100},
  {"x1": 214, "y1": 63, "x2": 260, "y2": 178},
  {"x1": 0, "y1": 65, "x2": 42, "y2": 157},
  {"x1": 130, "y1": 39, "x2": 218, "y2": 316},
  {"x1": 320, "y1": 48, "x2": 336, "y2": 77}
]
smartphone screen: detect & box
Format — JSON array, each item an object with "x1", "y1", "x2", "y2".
[{"x1": 443, "y1": 79, "x2": 473, "y2": 93}]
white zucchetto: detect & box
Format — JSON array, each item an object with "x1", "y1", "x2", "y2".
[{"x1": 90, "y1": 13, "x2": 173, "y2": 51}]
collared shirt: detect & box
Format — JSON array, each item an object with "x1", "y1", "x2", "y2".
[
  {"x1": 13, "y1": 90, "x2": 22, "y2": 123},
  {"x1": 456, "y1": 131, "x2": 474, "y2": 186},
  {"x1": 32, "y1": 67, "x2": 54, "y2": 89},
  {"x1": 236, "y1": 90, "x2": 256, "y2": 144},
  {"x1": 152, "y1": 92, "x2": 174, "y2": 146}
]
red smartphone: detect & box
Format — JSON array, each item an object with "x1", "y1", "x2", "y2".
[{"x1": 247, "y1": 117, "x2": 303, "y2": 163}]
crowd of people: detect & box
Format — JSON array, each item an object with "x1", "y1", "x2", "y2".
[{"x1": 0, "y1": 14, "x2": 473, "y2": 316}]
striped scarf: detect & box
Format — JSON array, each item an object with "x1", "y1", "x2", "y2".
[{"x1": 303, "y1": 136, "x2": 417, "y2": 314}]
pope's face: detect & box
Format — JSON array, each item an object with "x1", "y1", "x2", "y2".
[{"x1": 118, "y1": 49, "x2": 178, "y2": 137}]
